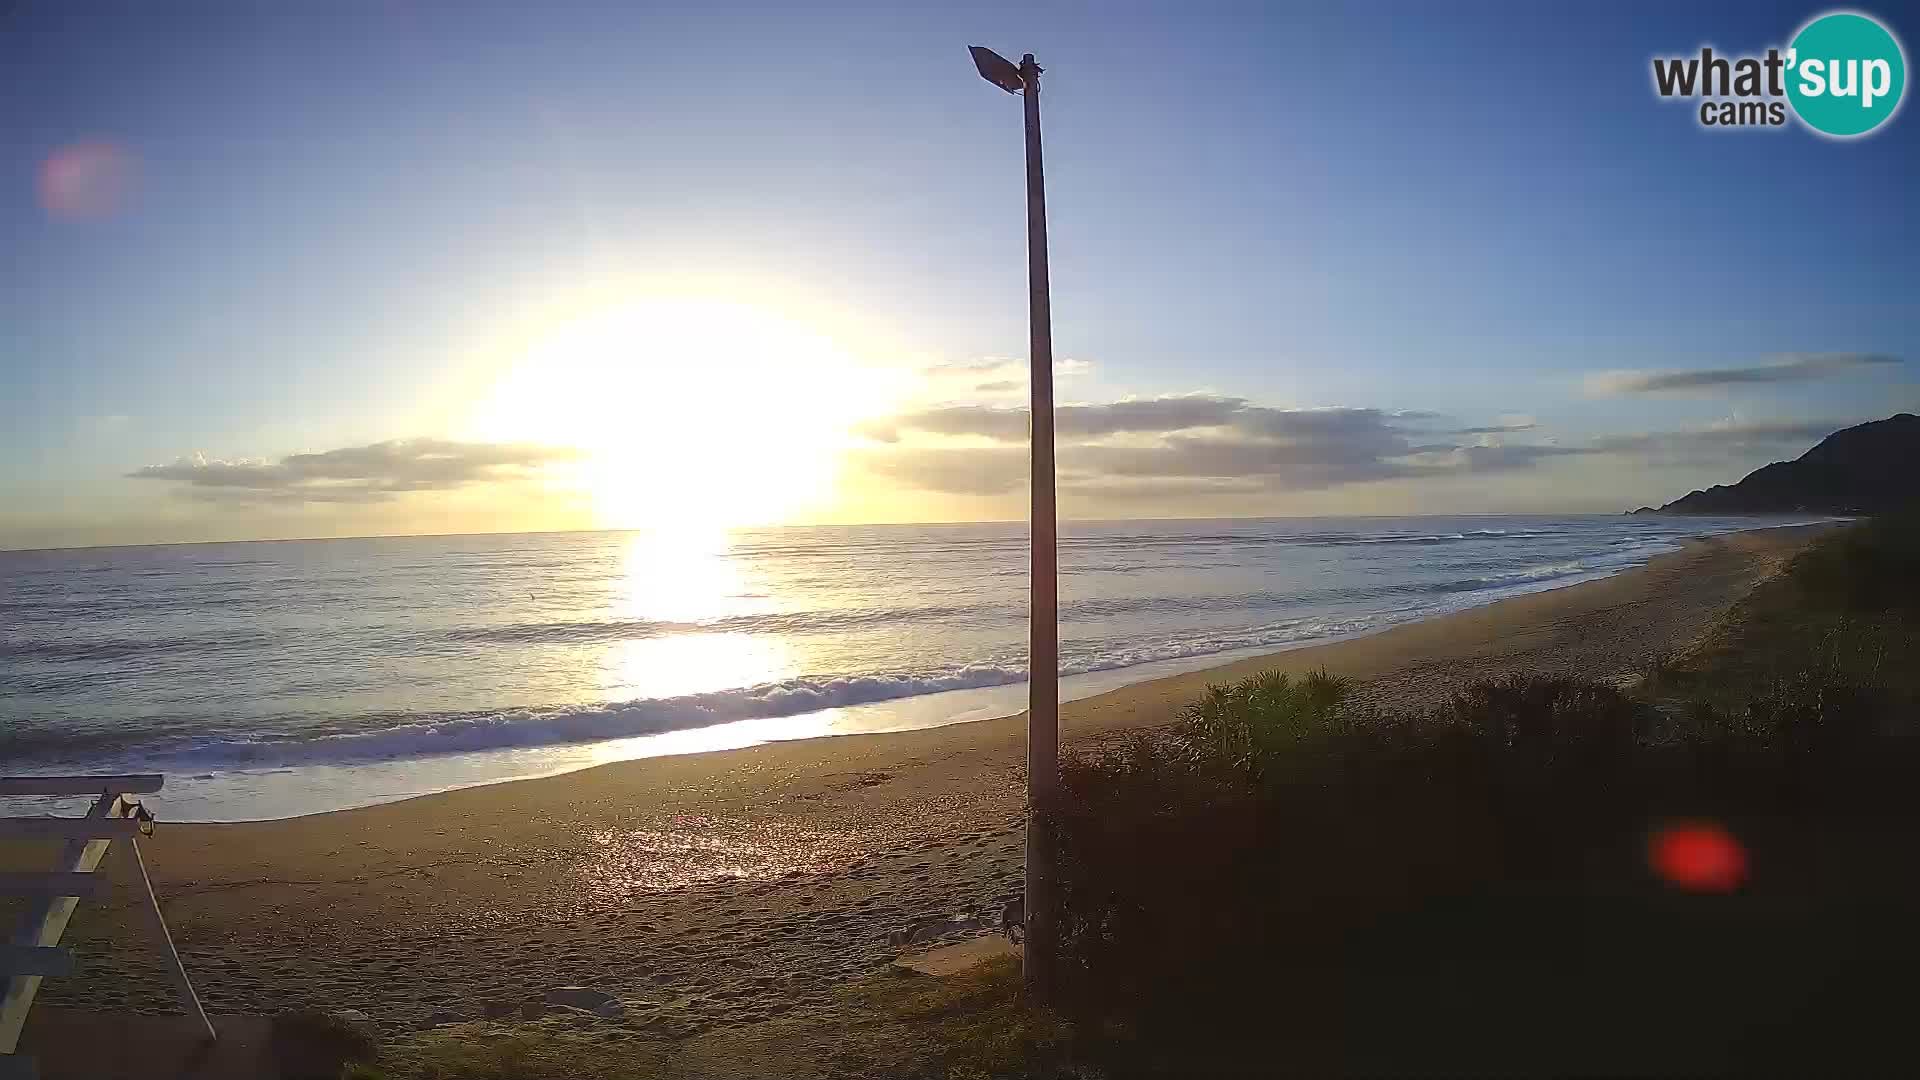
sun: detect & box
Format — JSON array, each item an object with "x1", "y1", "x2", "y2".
[{"x1": 468, "y1": 295, "x2": 893, "y2": 529}]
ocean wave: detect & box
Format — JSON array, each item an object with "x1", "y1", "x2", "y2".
[
  {"x1": 1058, "y1": 528, "x2": 1561, "y2": 552},
  {"x1": 13, "y1": 550, "x2": 1649, "y2": 663},
  {"x1": 1434, "y1": 560, "x2": 1590, "y2": 592},
  {"x1": 1298, "y1": 533, "x2": 1474, "y2": 546},
  {"x1": 0, "y1": 629, "x2": 283, "y2": 663},
  {"x1": 1464, "y1": 528, "x2": 1559, "y2": 538},
  {"x1": 27, "y1": 613, "x2": 1404, "y2": 773},
  {"x1": 442, "y1": 602, "x2": 1003, "y2": 645},
  {"x1": 1060, "y1": 561, "x2": 1614, "y2": 617},
  {"x1": 159, "y1": 667, "x2": 1038, "y2": 767}
]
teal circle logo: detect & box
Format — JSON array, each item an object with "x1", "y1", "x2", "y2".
[{"x1": 1786, "y1": 11, "x2": 1906, "y2": 137}]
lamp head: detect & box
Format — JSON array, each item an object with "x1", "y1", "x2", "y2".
[{"x1": 969, "y1": 46, "x2": 1026, "y2": 94}]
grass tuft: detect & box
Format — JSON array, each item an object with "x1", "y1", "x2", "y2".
[{"x1": 269, "y1": 1009, "x2": 379, "y2": 1080}]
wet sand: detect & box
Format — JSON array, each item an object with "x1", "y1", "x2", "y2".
[{"x1": 13, "y1": 525, "x2": 1821, "y2": 1035}]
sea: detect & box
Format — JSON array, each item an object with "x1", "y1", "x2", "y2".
[{"x1": 0, "y1": 515, "x2": 1816, "y2": 821}]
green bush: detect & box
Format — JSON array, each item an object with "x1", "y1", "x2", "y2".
[
  {"x1": 1047, "y1": 655, "x2": 1920, "y2": 1074},
  {"x1": 1050, "y1": 671, "x2": 1504, "y2": 1063},
  {"x1": 1787, "y1": 509, "x2": 1920, "y2": 615},
  {"x1": 1442, "y1": 675, "x2": 1645, "y2": 764},
  {"x1": 269, "y1": 1009, "x2": 379, "y2": 1080},
  {"x1": 1174, "y1": 669, "x2": 1353, "y2": 784}
]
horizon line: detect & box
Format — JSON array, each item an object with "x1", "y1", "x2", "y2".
[{"x1": 0, "y1": 510, "x2": 1654, "y2": 556}]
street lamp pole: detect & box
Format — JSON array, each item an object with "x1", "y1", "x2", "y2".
[{"x1": 971, "y1": 45, "x2": 1058, "y2": 997}]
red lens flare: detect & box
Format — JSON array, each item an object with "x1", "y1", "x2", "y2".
[
  {"x1": 38, "y1": 141, "x2": 136, "y2": 221},
  {"x1": 1650, "y1": 821, "x2": 1748, "y2": 893}
]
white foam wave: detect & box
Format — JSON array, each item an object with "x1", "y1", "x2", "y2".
[
  {"x1": 150, "y1": 667, "x2": 1029, "y2": 769},
  {"x1": 1449, "y1": 560, "x2": 1589, "y2": 589},
  {"x1": 108, "y1": 613, "x2": 1407, "y2": 773}
]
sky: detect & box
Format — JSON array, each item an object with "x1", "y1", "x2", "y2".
[{"x1": 3, "y1": 1, "x2": 1917, "y2": 549}]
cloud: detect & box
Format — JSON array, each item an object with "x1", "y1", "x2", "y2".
[
  {"x1": 128, "y1": 439, "x2": 580, "y2": 504},
  {"x1": 1060, "y1": 475, "x2": 1268, "y2": 500},
  {"x1": 1409, "y1": 442, "x2": 1594, "y2": 472},
  {"x1": 1070, "y1": 438, "x2": 1423, "y2": 489},
  {"x1": 855, "y1": 446, "x2": 1029, "y2": 495},
  {"x1": 1451, "y1": 414, "x2": 1538, "y2": 435},
  {"x1": 856, "y1": 385, "x2": 1867, "y2": 500},
  {"x1": 921, "y1": 356, "x2": 1091, "y2": 382},
  {"x1": 915, "y1": 356, "x2": 1092, "y2": 400},
  {"x1": 865, "y1": 394, "x2": 1248, "y2": 445},
  {"x1": 857, "y1": 396, "x2": 1571, "y2": 497},
  {"x1": 1589, "y1": 419, "x2": 1843, "y2": 458},
  {"x1": 878, "y1": 396, "x2": 1427, "y2": 447},
  {"x1": 873, "y1": 404, "x2": 1031, "y2": 443},
  {"x1": 859, "y1": 358, "x2": 1101, "y2": 441},
  {"x1": 1585, "y1": 353, "x2": 1901, "y2": 395}
]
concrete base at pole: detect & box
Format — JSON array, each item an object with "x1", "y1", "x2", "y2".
[{"x1": 893, "y1": 936, "x2": 1022, "y2": 978}]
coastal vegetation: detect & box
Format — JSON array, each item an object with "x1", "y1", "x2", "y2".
[
  {"x1": 1037, "y1": 511, "x2": 1919, "y2": 1075},
  {"x1": 334, "y1": 514, "x2": 1919, "y2": 1077}
]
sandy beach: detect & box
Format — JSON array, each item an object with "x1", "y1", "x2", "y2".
[{"x1": 13, "y1": 524, "x2": 1822, "y2": 1036}]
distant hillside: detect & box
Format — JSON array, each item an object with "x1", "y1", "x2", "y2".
[{"x1": 1633, "y1": 413, "x2": 1920, "y2": 515}]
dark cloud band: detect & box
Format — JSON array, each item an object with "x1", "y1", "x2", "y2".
[
  {"x1": 128, "y1": 439, "x2": 580, "y2": 504},
  {"x1": 1587, "y1": 353, "x2": 1899, "y2": 395}
]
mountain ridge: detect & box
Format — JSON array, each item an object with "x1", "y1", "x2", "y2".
[{"x1": 1632, "y1": 413, "x2": 1920, "y2": 515}]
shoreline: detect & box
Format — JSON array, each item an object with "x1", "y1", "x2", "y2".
[
  {"x1": 24, "y1": 523, "x2": 1829, "y2": 1031},
  {"x1": 82, "y1": 517, "x2": 1832, "y2": 823}
]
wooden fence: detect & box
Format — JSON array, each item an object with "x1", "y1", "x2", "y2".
[{"x1": 1, "y1": 776, "x2": 212, "y2": 1078}]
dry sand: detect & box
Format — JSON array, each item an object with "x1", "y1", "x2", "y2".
[{"x1": 12, "y1": 525, "x2": 1821, "y2": 1039}]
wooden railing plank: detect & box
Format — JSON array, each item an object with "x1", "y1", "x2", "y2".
[
  {"x1": 0, "y1": 793, "x2": 123, "y2": 1055},
  {"x1": 0, "y1": 775, "x2": 163, "y2": 797},
  {"x1": 0, "y1": 784, "x2": 212, "y2": 1057},
  {"x1": 0, "y1": 819, "x2": 142, "y2": 842},
  {"x1": 0, "y1": 948, "x2": 71, "y2": 979},
  {"x1": 0, "y1": 873, "x2": 104, "y2": 900}
]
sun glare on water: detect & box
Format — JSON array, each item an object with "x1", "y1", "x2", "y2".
[{"x1": 471, "y1": 296, "x2": 890, "y2": 529}]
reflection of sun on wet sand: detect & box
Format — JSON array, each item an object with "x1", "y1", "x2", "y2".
[
  {"x1": 15, "y1": 527, "x2": 1820, "y2": 1036},
  {"x1": 578, "y1": 818, "x2": 874, "y2": 895}
]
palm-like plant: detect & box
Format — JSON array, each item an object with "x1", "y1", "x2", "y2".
[{"x1": 1177, "y1": 669, "x2": 1353, "y2": 784}]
